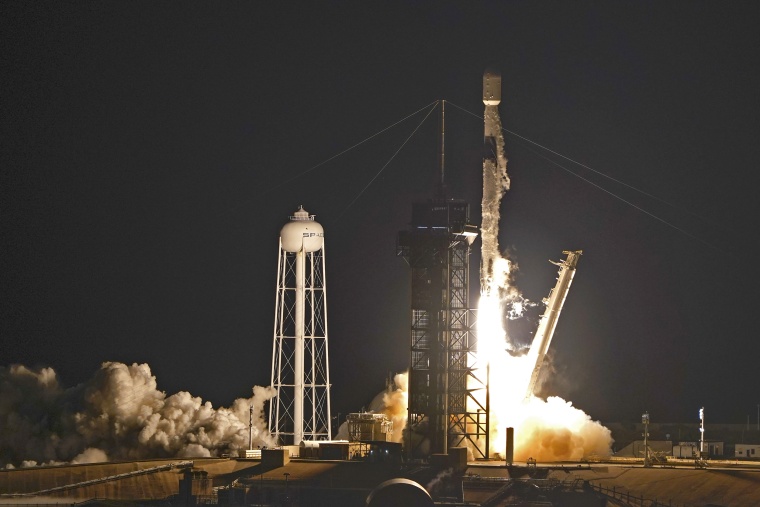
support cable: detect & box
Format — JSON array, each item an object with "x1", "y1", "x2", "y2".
[
  {"x1": 513, "y1": 138, "x2": 730, "y2": 256},
  {"x1": 446, "y1": 101, "x2": 732, "y2": 257},
  {"x1": 336, "y1": 100, "x2": 440, "y2": 219},
  {"x1": 221, "y1": 100, "x2": 440, "y2": 217}
]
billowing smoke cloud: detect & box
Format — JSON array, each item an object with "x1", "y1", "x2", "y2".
[
  {"x1": 512, "y1": 397, "x2": 612, "y2": 461},
  {"x1": 0, "y1": 362, "x2": 275, "y2": 468}
]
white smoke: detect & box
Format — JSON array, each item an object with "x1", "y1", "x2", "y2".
[
  {"x1": 381, "y1": 373, "x2": 408, "y2": 443},
  {"x1": 480, "y1": 103, "x2": 510, "y2": 299},
  {"x1": 71, "y1": 447, "x2": 108, "y2": 464},
  {"x1": 0, "y1": 362, "x2": 276, "y2": 468},
  {"x1": 513, "y1": 397, "x2": 612, "y2": 461}
]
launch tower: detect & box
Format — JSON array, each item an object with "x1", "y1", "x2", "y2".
[
  {"x1": 397, "y1": 102, "x2": 487, "y2": 458},
  {"x1": 270, "y1": 206, "x2": 332, "y2": 445}
]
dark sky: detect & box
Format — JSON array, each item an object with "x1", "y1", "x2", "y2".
[{"x1": 2, "y1": 1, "x2": 759, "y2": 427}]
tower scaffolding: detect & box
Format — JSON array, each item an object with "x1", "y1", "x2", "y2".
[{"x1": 398, "y1": 198, "x2": 487, "y2": 458}]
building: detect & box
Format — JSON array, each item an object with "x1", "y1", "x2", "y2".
[{"x1": 735, "y1": 444, "x2": 760, "y2": 459}]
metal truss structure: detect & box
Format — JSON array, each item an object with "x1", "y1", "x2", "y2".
[
  {"x1": 270, "y1": 238, "x2": 331, "y2": 445},
  {"x1": 398, "y1": 198, "x2": 488, "y2": 458}
]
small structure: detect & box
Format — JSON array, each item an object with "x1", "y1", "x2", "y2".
[
  {"x1": 347, "y1": 412, "x2": 393, "y2": 442},
  {"x1": 672, "y1": 443, "x2": 698, "y2": 459},
  {"x1": 243, "y1": 449, "x2": 261, "y2": 459},
  {"x1": 177, "y1": 469, "x2": 212, "y2": 505},
  {"x1": 672, "y1": 440, "x2": 724, "y2": 458},
  {"x1": 616, "y1": 440, "x2": 673, "y2": 458},
  {"x1": 735, "y1": 444, "x2": 760, "y2": 459},
  {"x1": 300, "y1": 440, "x2": 350, "y2": 460}
]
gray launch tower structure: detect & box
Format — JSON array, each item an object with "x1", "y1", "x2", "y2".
[{"x1": 397, "y1": 102, "x2": 487, "y2": 458}]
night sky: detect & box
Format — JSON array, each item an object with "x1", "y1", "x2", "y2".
[{"x1": 2, "y1": 1, "x2": 759, "y2": 429}]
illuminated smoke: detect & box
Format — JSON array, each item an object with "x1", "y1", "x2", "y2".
[
  {"x1": 513, "y1": 397, "x2": 611, "y2": 461},
  {"x1": 333, "y1": 372, "x2": 409, "y2": 445},
  {"x1": 0, "y1": 362, "x2": 275, "y2": 468},
  {"x1": 381, "y1": 373, "x2": 408, "y2": 443},
  {"x1": 475, "y1": 101, "x2": 612, "y2": 460}
]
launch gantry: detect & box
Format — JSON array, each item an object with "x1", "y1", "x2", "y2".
[
  {"x1": 397, "y1": 99, "x2": 487, "y2": 458},
  {"x1": 397, "y1": 198, "x2": 485, "y2": 458}
]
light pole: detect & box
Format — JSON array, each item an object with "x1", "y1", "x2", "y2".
[
  {"x1": 699, "y1": 407, "x2": 705, "y2": 456},
  {"x1": 642, "y1": 412, "x2": 651, "y2": 467}
]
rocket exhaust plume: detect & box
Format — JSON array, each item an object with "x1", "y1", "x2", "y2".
[
  {"x1": 475, "y1": 69, "x2": 612, "y2": 460},
  {"x1": 0, "y1": 362, "x2": 276, "y2": 468}
]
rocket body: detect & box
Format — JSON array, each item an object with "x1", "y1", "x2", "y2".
[{"x1": 524, "y1": 250, "x2": 583, "y2": 400}]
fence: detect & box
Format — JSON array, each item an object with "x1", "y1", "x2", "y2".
[{"x1": 586, "y1": 481, "x2": 690, "y2": 507}]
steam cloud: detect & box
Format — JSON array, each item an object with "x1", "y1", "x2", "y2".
[
  {"x1": 514, "y1": 397, "x2": 612, "y2": 461},
  {"x1": 381, "y1": 373, "x2": 408, "y2": 443},
  {"x1": 0, "y1": 362, "x2": 275, "y2": 469}
]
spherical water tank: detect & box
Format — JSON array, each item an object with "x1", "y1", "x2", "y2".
[{"x1": 280, "y1": 206, "x2": 324, "y2": 253}]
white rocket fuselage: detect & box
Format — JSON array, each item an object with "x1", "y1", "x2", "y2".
[{"x1": 524, "y1": 250, "x2": 582, "y2": 401}]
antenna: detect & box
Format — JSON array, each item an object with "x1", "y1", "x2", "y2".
[
  {"x1": 249, "y1": 405, "x2": 253, "y2": 451},
  {"x1": 437, "y1": 99, "x2": 446, "y2": 198}
]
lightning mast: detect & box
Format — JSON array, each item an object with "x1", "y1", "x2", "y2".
[{"x1": 270, "y1": 206, "x2": 332, "y2": 445}]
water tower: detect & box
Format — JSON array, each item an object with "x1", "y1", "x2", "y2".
[{"x1": 269, "y1": 206, "x2": 332, "y2": 445}]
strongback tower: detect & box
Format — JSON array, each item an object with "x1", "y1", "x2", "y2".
[
  {"x1": 270, "y1": 206, "x2": 332, "y2": 445},
  {"x1": 397, "y1": 199, "x2": 486, "y2": 457},
  {"x1": 397, "y1": 102, "x2": 487, "y2": 458}
]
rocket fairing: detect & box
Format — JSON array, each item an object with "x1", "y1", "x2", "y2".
[{"x1": 524, "y1": 250, "x2": 583, "y2": 401}]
